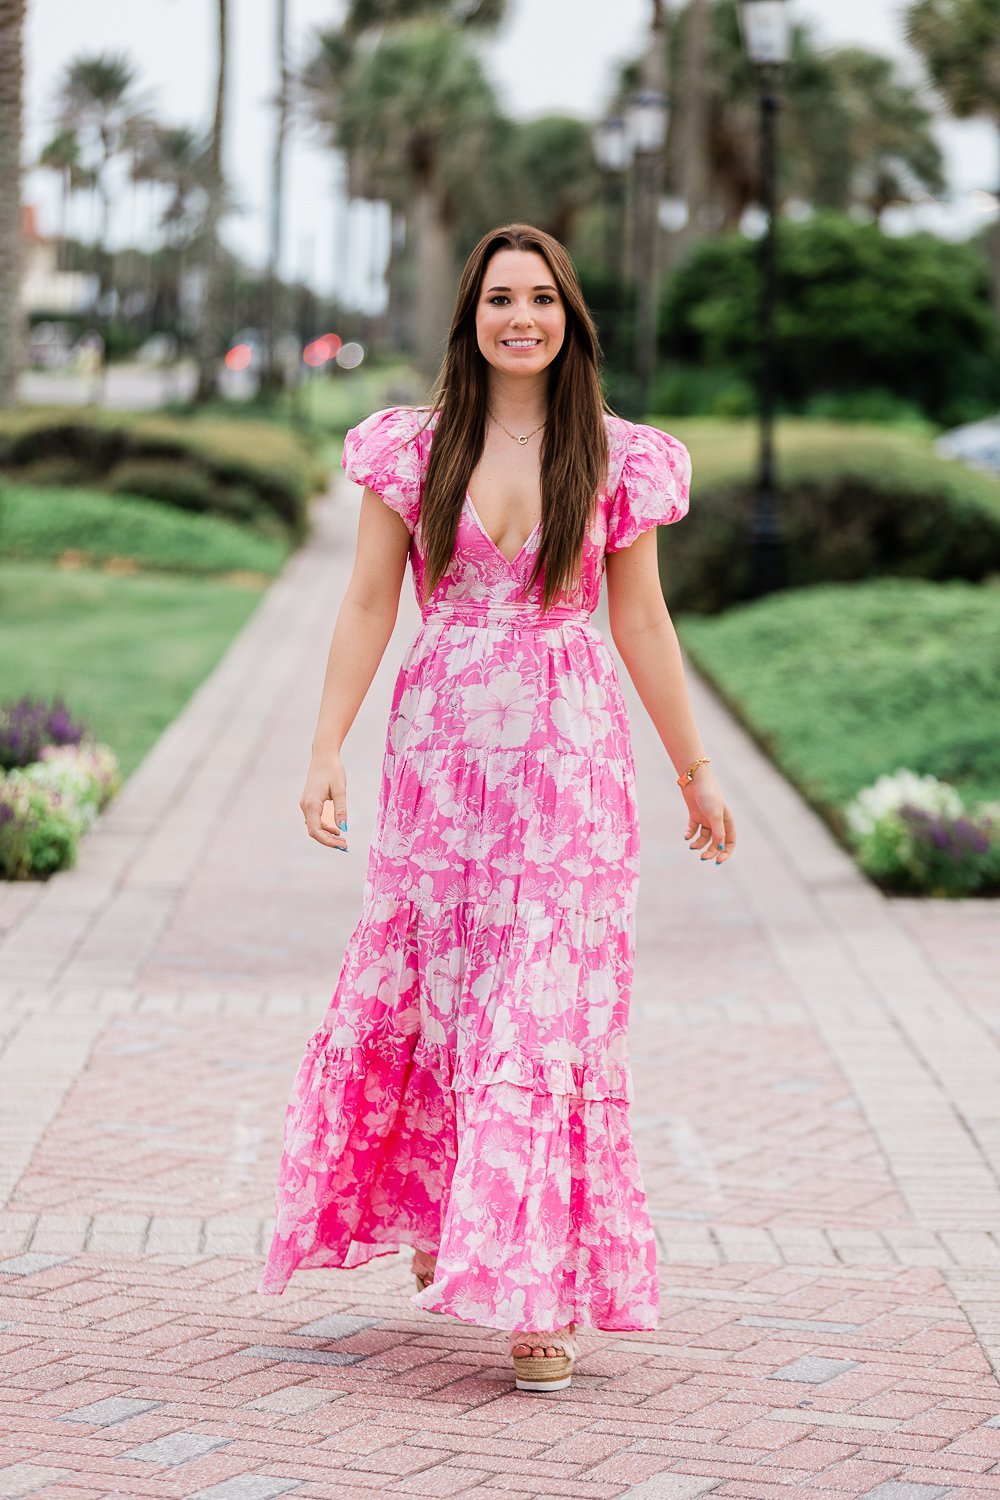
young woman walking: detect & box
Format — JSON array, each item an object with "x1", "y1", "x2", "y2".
[{"x1": 257, "y1": 222, "x2": 736, "y2": 1392}]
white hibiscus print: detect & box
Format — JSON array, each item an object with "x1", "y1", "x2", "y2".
[
  {"x1": 551, "y1": 674, "x2": 612, "y2": 749},
  {"x1": 461, "y1": 672, "x2": 536, "y2": 748},
  {"x1": 390, "y1": 684, "x2": 438, "y2": 752}
]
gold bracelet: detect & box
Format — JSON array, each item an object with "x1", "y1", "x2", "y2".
[{"x1": 676, "y1": 756, "x2": 711, "y2": 787}]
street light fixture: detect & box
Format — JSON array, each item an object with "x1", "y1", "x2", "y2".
[
  {"x1": 625, "y1": 90, "x2": 670, "y2": 157},
  {"x1": 739, "y1": 0, "x2": 790, "y2": 597},
  {"x1": 593, "y1": 115, "x2": 632, "y2": 176}
]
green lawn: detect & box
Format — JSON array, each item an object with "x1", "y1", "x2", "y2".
[
  {"x1": 676, "y1": 578, "x2": 1000, "y2": 824},
  {"x1": 0, "y1": 562, "x2": 268, "y2": 778}
]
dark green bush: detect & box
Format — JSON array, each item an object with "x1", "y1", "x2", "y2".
[
  {"x1": 657, "y1": 426, "x2": 1000, "y2": 614},
  {"x1": 661, "y1": 214, "x2": 1000, "y2": 426},
  {"x1": 0, "y1": 409, "x2": 320, "y2": 537}
]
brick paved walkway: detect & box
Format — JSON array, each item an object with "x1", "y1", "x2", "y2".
[{"x1": 2, "y1": 480, "x2": 1000, "y2": 1500}]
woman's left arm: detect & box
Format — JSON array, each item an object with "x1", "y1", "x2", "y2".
[{"x1": 605, "y1": 530, "x2": 736, "y2": 865}]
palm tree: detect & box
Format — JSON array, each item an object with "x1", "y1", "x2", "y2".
[
  {"x1": 495, "y1": 116, "x2": 600, "y2": 246},
  {"x1": 195, "y1": 0, "x2": 229, "y2": 403},
  {"x1": 308, "y1": 19, "x2": 502, "y2": 375},
  {"x1": 262, "y1": 0, "x2": 289, "y2": 395},
  {"x1": 0, "y1": 0, "x2": 25, "y2": 407},
  {"x1": 56, "y1": 52, "x2": 143, "y2": 310},
  {"x1": 827, "y1": 48, "x2": 945, "y2": 221},
  {"x1": 130, "y1": 122, "x2": 210, "y2": 337},
  {"x1": 906, "y1": 0, "x2": 1000, "y2": 316},
  {"x1": 303, "y1": 0, "x2": 508, "y2": 373},
  {"x1": 659, "y1": 2, "x2": 943, "y2": 231},
  {"x1": 38, "y1": 128, "x2": 97, "y2": 271}
]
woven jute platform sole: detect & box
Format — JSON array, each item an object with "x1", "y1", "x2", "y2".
[{"x1": 512, "y1": 1351, "x2": 574, "y2": 1392}]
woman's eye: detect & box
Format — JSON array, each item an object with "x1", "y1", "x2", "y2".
[{"x1": 487, "y1": 294, "x2": 555, "y2": 305}]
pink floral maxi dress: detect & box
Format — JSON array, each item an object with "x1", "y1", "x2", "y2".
[{"x1": 257, "y1": 405, "x2": 692, "y2": 1332}]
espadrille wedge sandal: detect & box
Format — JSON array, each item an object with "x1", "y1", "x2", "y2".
[
  {"x1": 412, "y1": 1249, "x2": 436, "y2": 1293},
  {"x1": 509, "y1": 1324, "x2": 579, "y2": 1392}
]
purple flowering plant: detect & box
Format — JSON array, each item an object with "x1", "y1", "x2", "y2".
[
  {"x1": 0, "y1": 696, "x2": 88, "y2": 771},
  {"x1": 845, "y1": 770, "x2": 999, "y2": 897},
  {"x1": 0, "y1": 698, "x2": 121, "y2": 881}
]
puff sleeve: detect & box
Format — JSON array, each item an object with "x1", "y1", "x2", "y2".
[
  {"x1": 341, "y1": 405, "x2": 426, "y2": 535},
  {"x1": 605, "y1": 422, "x2": 691, "y2": 552}
]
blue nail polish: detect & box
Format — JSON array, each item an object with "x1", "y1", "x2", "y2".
[
  {"x1": 340, "y1": 819, "x2": 348, "y2": 831},
  {"x1": 717, "y1": 842, "x2": 724, "y2": 850}
]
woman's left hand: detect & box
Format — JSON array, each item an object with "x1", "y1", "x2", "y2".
[{"x1": 680, "y1": 769, "x2": 735, "y2": 864}]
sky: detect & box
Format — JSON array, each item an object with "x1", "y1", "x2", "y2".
[{"x1": 22, "y1": 0, "x2": 999, "y2": 312}]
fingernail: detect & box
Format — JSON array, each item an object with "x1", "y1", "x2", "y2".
[
  {"x1": 340, "y1": 819, "x2": 348, "y2": 831},
  {"x1": 717, "y1": 842, "x2": 724, "y2": 850}
]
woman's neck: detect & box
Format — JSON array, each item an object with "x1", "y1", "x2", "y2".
[{"x1": 485, "y1": 368, "x2": 549, "y2": 430}]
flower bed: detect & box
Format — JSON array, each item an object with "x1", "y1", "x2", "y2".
[
  {"x1": 0, "y1": 696, "x2": 121, "y2": 880},
  {"x1": 845, "y1": 770, "x2": 1000, "y2": 898}
]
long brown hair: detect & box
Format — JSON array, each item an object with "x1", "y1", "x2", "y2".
[{"x1": 416, "y1": 223, "x2": 610, "y2": 613}]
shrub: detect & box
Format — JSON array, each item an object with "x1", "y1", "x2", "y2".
[
  {"x1": 844, "y1": 770, "x2": 999, "y2": 896},
  {"x1": 0, "y1": 739, "x2": 122, "y2": 880},
  {"x1": 654, "y1": 421, "x2": 1000, "y2": 613},
  {"x1": 0, "y1": 408, "x2": 321, "y2": 537},
  {"x1": 661, "y1": 213, "x2": 1000, "y2": 425},
  {"x1": 0, "y1": 774, "x2": 78, "y2": 878},
  {"x1": 0, "y1": 484, "x2": 288, "y2": 575},
  {"x1": 0, "y1": 695, "x2": 87, "y2": 770}
]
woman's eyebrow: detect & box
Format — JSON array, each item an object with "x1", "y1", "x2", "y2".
[{"x1": 485, "y1": 284, "x2": 558, "y2": 293}]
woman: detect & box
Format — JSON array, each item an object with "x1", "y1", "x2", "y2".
[{"x1": 257, "y1": 223, "x2": 735, "y2": 1393}]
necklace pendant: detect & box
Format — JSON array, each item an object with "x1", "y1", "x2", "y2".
[{"x1": 517, "y1": 434, "x2": 529, "y2": 445}]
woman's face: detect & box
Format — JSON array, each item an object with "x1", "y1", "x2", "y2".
[{"x1": 475, "y1": 248, "x2": 567, "y2": 377}]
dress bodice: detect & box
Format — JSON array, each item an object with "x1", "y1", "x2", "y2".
[{"x1": 341, "y1": 405, "x2": 691, "y2": 621}]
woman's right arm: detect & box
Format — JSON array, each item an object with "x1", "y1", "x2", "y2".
[{"x1": 301, "y1": 485, "x2": 412, "y2": 852}]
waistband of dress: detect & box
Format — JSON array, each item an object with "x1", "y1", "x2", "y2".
[{"x1": 420, "y1": 601, "x2": 591, "y2": 628}]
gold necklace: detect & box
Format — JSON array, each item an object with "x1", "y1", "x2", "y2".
[{"x1": 488, "y1": 408, "x2": 547, "y2": 446}]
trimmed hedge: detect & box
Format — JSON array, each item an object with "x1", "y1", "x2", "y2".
[
  {"x1": 0, "y1": 484, "x2": 289, "y2": 575},
  {"x1": 0, "y1": 408, "x2": 324, "y2": 538},
  {"x1": 676, "y1": 578, "x2": 1000, "y2": 820},
  {"x1": 653, "y1": 418, "x2": 1000, "y2": 614}
]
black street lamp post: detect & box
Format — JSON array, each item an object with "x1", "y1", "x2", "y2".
[{"x1": 739, "y1": 0, "x2": 790, "y2": 598}]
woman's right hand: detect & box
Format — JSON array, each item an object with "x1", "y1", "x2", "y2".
[{"x1": 301, "y1": 752, "x2": 349, "y2": 852}]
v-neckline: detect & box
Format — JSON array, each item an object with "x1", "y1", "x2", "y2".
[{"x1": 465, "y1": 492, "x2": 541, "y2": 567}]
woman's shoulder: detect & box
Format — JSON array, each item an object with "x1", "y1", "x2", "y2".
[
  {"x1": 346, "y1": 403, "x2": 437, "y2": 449},
  {"x1": 601, "y1": 412, "x2": 689, "y2": 487}
]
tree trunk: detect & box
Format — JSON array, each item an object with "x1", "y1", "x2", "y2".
[
  {"x1": 195, "y1": 0, "x2": 229, "y2": 403},
  {"x1": 262, "y1": 0, "x2": 288, "y2": 394},
  {"x1": 632, "y1": 0, "x2": 669, "y2": 411},
  {"x1": 672, "y1": 0, "x2": 711, "y2": 262},
  {"x1": 992, "y1": 118, "x2": 1000, "y2": 326},
  {"x1": 385, "y1": 206, "x2": 411, "y2": 355},
  {"x1": 410, "y1": 173, "x2": 454, "y2": 382},
  {"x1": 0, "y1": 0, "x2": 25, "y2": 407}
]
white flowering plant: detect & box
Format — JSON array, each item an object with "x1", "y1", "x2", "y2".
[
  {"x1": 0, "y1": 739, "x2": 121, "y2": 880},
  {"x1": 844, "y1": 768, "x2": 999, "y2": 898}
]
